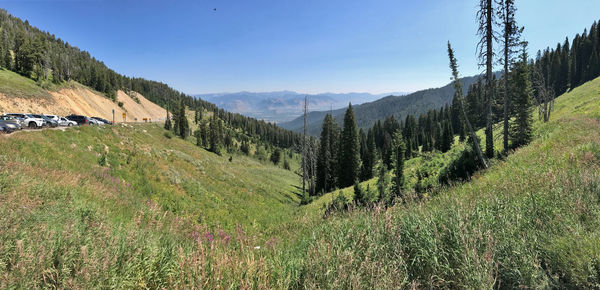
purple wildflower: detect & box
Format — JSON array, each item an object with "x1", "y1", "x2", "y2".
[{"x1": 205, "y1": 232, "x2": 214, "y2": 243}]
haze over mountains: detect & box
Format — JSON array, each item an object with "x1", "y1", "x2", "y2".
[
  {"x1": 279, "y1": 74, "x2": 484, "y2": 135},
  {"x1": 195, "y1": 91, "x2": 406, "y2": 123}
]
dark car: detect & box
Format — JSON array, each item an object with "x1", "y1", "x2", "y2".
[
  {"x1": 91, "y1": 117, "x2": 113, "y2": 125},
  {"x1": 66, "y1": 114, "x2": 91, "y2": 125}
]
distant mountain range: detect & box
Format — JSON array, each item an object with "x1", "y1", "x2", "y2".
[
  {"x1": 194, "y1": 91, "x2": 406, "y2": 123},
  {"x1": 279, "y1": 75, "x2": 485, "y2": 136}
]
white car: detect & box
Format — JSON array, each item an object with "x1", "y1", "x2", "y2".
[
  {"x1": 58, "y1": 117, "x2": 77, "y2": 127},
  {"x1": 6, "y1": 113, "x2": 45, "y2": 129},
  {"x1": 44, "y1": 115, "x2": 61, "y2": 123}
]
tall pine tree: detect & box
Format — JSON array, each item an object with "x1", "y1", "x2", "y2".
[
  {"x1": 338, "y1": 103, "x2": 361, "y2": 188},
  {"x1": 316, "y1": 114, "x2": 340, "y2": 193},
  {"x1": 391, "y1": 132, "x2": 406, "y2": 203},
  {"x1": 510, "y1": 43, "x2": 533, "y2": 148}
]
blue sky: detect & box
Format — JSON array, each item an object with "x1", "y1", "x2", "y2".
[{"x1": 1, "y1": 0, "x2": 599, "y2": 94}]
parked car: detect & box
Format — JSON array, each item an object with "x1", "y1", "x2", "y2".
[
  {"x1": 0, "y1": 121, "x2": 17, "y2": 133},
  {"x1": 44, "y1": 115, "x2": 61, "y2": 123},
  {"x1": 91, "y1": 117, "x2": 112, "y2": 125},
  {"x1": 66, "y1": 114, "x2": 91, "y2": 125},
  {"x1": 88, "y1": 118, "x2": 102, "y2": 125},
  {"x1": 58, "y1": 117, "x2": 77, "y2": 127},
  {"x1": 5, "y1": 113, "x2": 45, "y2": 129},
  {"x1": 0, "y1": 115, "x2": 23, "y2": 132},
  {"x1": 0, "y1": 115, "x2": 24, "y2": 128},
  {"x1": 32, "y1": 114, "x2": 58, "y2": 128}
]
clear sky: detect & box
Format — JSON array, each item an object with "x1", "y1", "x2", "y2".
[{"x1": 1, "y1": 0, "x2": 599, "y2": 95}]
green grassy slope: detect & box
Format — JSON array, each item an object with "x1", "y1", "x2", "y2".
[
  {"x1": 1, "y1": 76, "x2": 599, "y2": 288},
  {"x1": 0, "y1": 68, "x2": 55, "y2": 100},
  {"x1": 276, "y1": 77, "x2": 600, "y2": 288}
]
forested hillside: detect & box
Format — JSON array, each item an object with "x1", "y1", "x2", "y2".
[
  {"x1": 280, "y1": 75, "x2": 481, "y2": 135},
  {"x1": 0, "y1": 9, "x2": 301, "y2": 150}
]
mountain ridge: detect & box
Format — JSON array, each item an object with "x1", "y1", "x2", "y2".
[
  {"x1": 195, "y1": 91, "x2": 407, "y2": 123},
  {"x1": 279, "y1": 74, "x2": 484, "y2": 135}
]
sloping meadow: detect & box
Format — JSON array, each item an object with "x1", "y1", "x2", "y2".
[{"x1": 0, "y1": 77, "x2": 599, "y2": 288}]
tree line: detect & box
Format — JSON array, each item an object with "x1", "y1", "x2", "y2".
[{"x1": 313, "y1": 2, "x2": 600, "y2": 210}]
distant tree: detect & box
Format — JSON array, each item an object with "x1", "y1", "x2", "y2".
[
  {"x1": 283, "y1": 157, "x2": 291, "y2": 171},
  {"x1": 316, "y1": 114, "x2": 340, "y2": 193},
  {"x1": 209, "y1": 115, "x2": 221, "y2": 154},
  {"x1": 510, "y1": 43, "x2": 533, "y2": 148},
  {"x1": 391, "y1": 133, "x2": 406, "y2": 203},
  {"x1": 240, "y1": 140, "x2": 250, "y2": 155},
  {"x1": 194, "y1": 129, "x2": 202, "y2": 146},
  {"x1": 361, "y1": 129, "x2": 376, "y2": 180},
  {"x1": 2, "y1": 29, "x2": 11, "y2": 70},
  {"x1": 353, "y1": 179, "x2": 366, "y2": 206},
  {"x1": 270, "y1": 148, "x2": 281, "y2": 165},
  {"x1": 200, "y1": 122, "x2": 209, "y2": 148},
  {"x1": 477, "y1": 0, "x2": 498, "y2": 158},
  {"x1": 194, "y1": 110, "x2": 200, "y2": 124},
  {"x1": 338, "y1": 103, "x2": 361, "y2": 188},
  {"x1": 376, "y1": 164, "x2": 390, "y2": 204},
  {"x1": 177, "y1": 101, "x2": 189, "y2": 139},
  {"x1": 164, "y1": 109, "x2": 172, "y2": 130},
  {"x1": 441, "y1": 120, "x2": 453, "y2": 153},
  {"x1": 532, "y1": 56, "x2": 555, "y2": 123}
]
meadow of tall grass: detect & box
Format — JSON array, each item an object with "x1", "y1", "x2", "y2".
[{"x1": 1, "y1": 77, "x2": 600, "y2": 288}]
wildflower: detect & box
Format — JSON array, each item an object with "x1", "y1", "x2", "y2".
[
  {"x1": 190, "y1": 231, "x2": 201, "y2": 242},
  {"x1": 205, "y1": 232, "x2": 214, "y2": 243},
  {"x1": 217, "y1": 229, "x2": 231, "y2": 244}
]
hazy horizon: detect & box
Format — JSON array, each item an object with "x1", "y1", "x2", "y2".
[{"x1": 2, "y1": 0, "x2": 599, "y2": 95}]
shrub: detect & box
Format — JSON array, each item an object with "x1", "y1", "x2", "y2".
[
  {"x1": 438, "y1": 148, "x2": 482, "y2": 185},
  {"x1": 98, "y1": 153, "x2": 107, "y2": 167}
]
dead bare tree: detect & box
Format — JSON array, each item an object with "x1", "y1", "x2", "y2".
[
  {"x1": 448, "y1": 42, "x2": 489, "y2": 169},
  {"x1": 301, "y1": 96, "x2": 308, "y2": 200},
  {"x1": 532, "y1": 65, "x2": 554, "y2": 122}
]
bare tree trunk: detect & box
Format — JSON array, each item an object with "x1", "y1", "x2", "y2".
[
  {"x1": 502, "y1": 1, "x2": 510, "y2": 153},
  {"x1": 485, "y1": 0, "x2": 495, "y2": 158},
  {"x1": 448, "y1": 42, "x2": 489, "y2": 169},
  {"x1": 302, "y1": 96, "x2": 308, "y2": 198}
]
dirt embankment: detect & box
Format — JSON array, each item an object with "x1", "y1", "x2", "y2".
[{"x1": 0, "y1": 84, "x2": 166, "y2": 123}]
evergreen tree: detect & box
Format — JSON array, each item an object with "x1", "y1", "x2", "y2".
[
  {"x1": 441, "y1": 121, "x2": 453, "y2": 153},
  {"x1": 240, "y1": 140, "x2": 250, "y2": 155},
  {"x1": 200, "y1": 122, "x2": 209, "y2": 148},
  {"x1": 338, "y1": 104, "x2": 361, "y2": 188},
  {"x1": 270, "y1": 148, "x2": 281, "y2": 165},
  {"x1": 209, "y1": 115, "x2": 221, "y2": 154},
  {"x1": 194, "y1": 129, "x2": 202, "y2": 146},
  {"x1": 316, "y1": 114, "x2": 340, "y2": 193},
  {"x1": 361, "y1": 129, "x2": 376, "y2": 180},
  {"x1": 391, "y1": 133, "x2": 406, "y2": 202},
  {"x1": 510, "y1": 43, "x2": 533, "y2": 148},
  {"x1": 177, "y1": 101, "x2": 189, "y2": 139},
  {"x1": 164, "y1": 109, "x2": 172, "y2": 130},
  {"x1": 354, "y1": 179, "x2": 366, "y2": 206},
  {"x1": 434, "y1": 122, "x2": 443, "y2": 151},
  {"x1": 376, "y1": 164, "x2": 390, "y2": 205}
]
